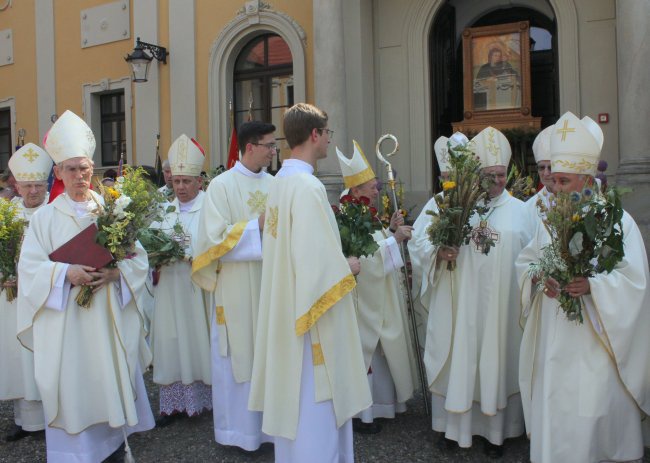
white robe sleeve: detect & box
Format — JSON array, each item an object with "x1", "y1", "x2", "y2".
[
  {"x1": 220, "y1": 219, "x2": 262, "y2": 262},
  {"x1": 380, "y1": 236, "x2": 404, "y2": 274},
  {"x1": 45, "y1": 263, "x2": 70, "y2": 312}
]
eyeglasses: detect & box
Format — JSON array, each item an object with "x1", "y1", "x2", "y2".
[
  {"x1": 318, "y1": 128, "x2": 334, "y2": 139},
  {"x1": 251, "y1": 142, "x2": 278, "y2": 151}
]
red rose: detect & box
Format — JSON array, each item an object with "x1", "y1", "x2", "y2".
[
  {"x1": 359, "y1": 196, "x2": 371, "y2": 205},
  {"x1": 331, "y1": 204, "x2": 340, "y2": 214},
  {"x1": 340, "y1": 194, "x2": 354, "y2": 204},
  {"x1": 369, "y1": 206, "x2": 378, "y2": 216}
]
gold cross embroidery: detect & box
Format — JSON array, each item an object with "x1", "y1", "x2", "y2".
[
  {"x1": 557, "y1": 120, "x2": 576, "y2": 142},
  {"x1": 22, "y1": 148, "x2": 39, "y2": 162},
  {"x1": 266, "y1": 206, "x2": 279, "y2": 238},
  {"x1": 247, "y1": 190, "x2": 268, "y2": 215}
]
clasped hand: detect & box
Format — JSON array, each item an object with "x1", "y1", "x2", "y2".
[
  {"x1": 66, "y1": 264, "x2": 120, "y2": 293},
  {"x1": 537, "y1": 276, "x2": 590, "y2": 299}
]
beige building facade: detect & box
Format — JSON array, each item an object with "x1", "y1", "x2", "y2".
[{"x1": 0, "y1": 0, "x2": 648, "y2": 248}]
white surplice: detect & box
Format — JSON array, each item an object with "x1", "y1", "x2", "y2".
[
  {"x1": 0, "y1": 197, "x2": 46, "y2": 431},
  {"x1": 516, "y1": 211, "x2": 650, "y2": 463},
  {"x1": 354, "y1": 229, "x2": 416, "y2": 422},
  {"x1": 249, "y1": 159, "x2": 371, "y2": 462},
  {"x1": 17, "y1": 191, "x2": 154, "y2": 462},
  {"x1": 192, "y1": 161, "x2": 274, "y2": 450},
  {"x1": 420, "y1": 190, "x2": 533, "y2": 447}
]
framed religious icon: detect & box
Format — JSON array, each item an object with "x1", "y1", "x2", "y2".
[{"x1": 453, "y1": 21, "x2": 540, "y2": 132}]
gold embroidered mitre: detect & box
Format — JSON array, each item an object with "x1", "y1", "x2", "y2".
[
  {"x1": 336, "y1": 140, "x2": 375, "y2": 189},
  {"x1": 532, "y1": 125, "x2": 553, "y2": 163},
  {"x1": 550, "y1": 111, "x2": 601, "y2": 176},
  {"x1": 472, "y1": 126, "x2": 511, "y2": 168},
  {"x1": 9, "y1": 143, "x2": 53, "y2": 182},
  {"x1": 44, "y1": 110, "x2": 96, "y2": 164},
  {"x1": 435, "y1": 132, "x2": 469, "y2": 173},
  {"x1": 168, "y1": 134, "x2": 205, "y2": 177}
]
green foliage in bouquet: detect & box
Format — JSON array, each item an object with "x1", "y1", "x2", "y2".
[
  {"x1": 506, "y1": 164, "x2": 538, "y2": 202},
  {"x1": 426, "y1": 141, "x2": 492, "y2": 269},
  {"x1": 529, "y1": 186, "x2": 627, "y2": 323},
  {"x1": 333, "y1": 195, "x2": 382, "y2": 258},
  {"x1": 0, "y1": 200, "x2": 26, "y2": 302},
  {"x1": 138, "y1": 219, "x2": 187, "y2": 269}
]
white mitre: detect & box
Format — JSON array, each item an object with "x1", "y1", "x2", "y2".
[
  {"x1": 581, "y1": 116, "x2": 604, "y2": 150},
  {"x1": 336, "y1": 140, "x2": 375, "y2": 189},
  {"x1": 472, "y1": 126, "x2": 512, "y2": 168},
  {"x1": 168, "y1": 134, "x2": 205, "y2": 177},
  {"x1": 44, "y1": 110, "x2": 96, "y2": 164},
  {"x1": 550, "y1": 111, "x2": 602, "y2": 176},
  {"x1": 434, "y1": 132, "x2": 468, "y2": 173},
  {"x1": 8, "y1": 143, "x2": 53, "y2": 182},
  {"x1": 532, "y1": 125, "x2": 553, "y2": 163}
]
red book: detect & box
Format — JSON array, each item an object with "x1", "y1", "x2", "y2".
[{"x1": 48, "y1": 224, "x2": 114, "y2": 269}]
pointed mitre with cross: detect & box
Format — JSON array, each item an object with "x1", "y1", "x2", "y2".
[
  {"x1": 8, "y1": 143, "x2": 53, "y2": 182},
  {"x1": 336, "y1": 140, "x2": 375, "y2": 189},
  {"x1": 168, "y1": 134, "x2": 205, "y2": 177},
  {"x1": 550, "y1": 111, "x2": 603, "y2": 176},
  {"x1": 434, "y1": 132, "x2": 469, "y2": 173},
  {"x1": 43, "y1": 110, "x2": 96, "y2": 164},
  {"x1": 471, "y1": 126, "x2": 511, "y2": 168}
]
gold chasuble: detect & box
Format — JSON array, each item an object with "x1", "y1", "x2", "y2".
[
  {"x1": 249, "y1": 171, "x2": 371, "y2": 440},
  {"x1": 16, "y1": 191, "x2": 150, "y2": 434},
  {"x1": 191, "y1": 168, "x2": 273, "y2": 383}
]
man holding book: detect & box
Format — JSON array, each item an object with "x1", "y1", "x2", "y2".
[{"x1": 16, "y1": 110, "x2": 153, "y2": 462}]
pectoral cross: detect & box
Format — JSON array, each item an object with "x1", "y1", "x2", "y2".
[
  {"x1": 557, "y1": 120, "x2": 575, "y2": 142},
  {"x1": 471, "y1": 220, "x2": 500, "y2": 254}
]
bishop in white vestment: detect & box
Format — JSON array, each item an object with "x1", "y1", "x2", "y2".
[
  {"x1": 422, "y1": 127, "x2": 533, "y2": 455},
  {"x1": 16, "y1": 110, "x2": 154, "y2": 462},
  {"x1": 150, "y1": 135, "x2": 212, "y2": 421},
  {"x1": 516, "y1": 112, "x2": 650, "y2": 463},
  {"x1": 192, "y1": 121, "x2": 276, "y2": 451},
  {"x1": 249, "y1": 103, "x2": 371, "y2": 463},
  {"x1": 335, "y1": 141, "x2": 416, "y2": 429},
  {"x1": 0, "y1": 144, "x2": 50, "y2": 441}
]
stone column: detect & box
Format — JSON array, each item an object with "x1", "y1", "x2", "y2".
[
  {"x1": 313, "y1": 0, "x2": 346, "y2": 203},
  {"x1": 615, "y1": 0, "x2": 650, "y2": 253}
]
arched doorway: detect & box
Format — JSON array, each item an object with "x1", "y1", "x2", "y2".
[{"x1": 429, "y1": 1, "x2": 559, "y2": 184}]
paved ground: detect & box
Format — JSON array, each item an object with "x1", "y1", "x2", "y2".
[{"x1": 1, "y1": 371, "x2": 648, "y2": 462}]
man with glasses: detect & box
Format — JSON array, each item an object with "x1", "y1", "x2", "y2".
[
  {"x1": 249, "y1": 103, "x2": 371, "y2": 462},
  {"x1": 1, "y1": 143, "x2": 51, "y2": 442},
  {"x1": 192, "y1": 120, "x2": 276, "y2": 451}
]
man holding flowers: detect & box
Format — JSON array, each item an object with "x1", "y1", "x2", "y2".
[
  {"x1": 191, "y1": 120, "x2": 276, "y2": 451},
  {"x1": 335, "y1": 140, "x2": 416, "y2": 434},
  {"x1": 16, "y1": 110, "x2": 154, "y2": 462},
  {"x1": 0, "y1": 143, "x2": 51, "y2": 442},
  {"x1": 150, "y1": 134, "x2": 213, "y2": 426},
  {"x1": 421, "y1": 127, "x2": 533, "y2": 457},
  {"x1": 516, "y1": 111, "x2": 650, "y2": 463}
]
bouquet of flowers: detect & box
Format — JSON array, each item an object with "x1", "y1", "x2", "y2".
[
  {"x1": 506, "y1": 164, "x2": 537, "y2": 202},
  {"x1": 76, "y1": 166, "x2": 164, "y2": 308},
  {"x1": 426, "y1": 141, "x2": 492, "y2": 270},
  {"x1": 333, "y1": 195, "x2": 382, "y2": 258},
  {"x1": 379, "y1": 183, "x2": 411, "y2": 228},
  {"x1": 528, "y1": 186, "x2": 626, "y2": 323},
  {"x1": 138, "y1": 220, "x2": 187, "y2": 269},
  {"x1": 0, "y1": 200, "x2": 26, "y2": 302}
]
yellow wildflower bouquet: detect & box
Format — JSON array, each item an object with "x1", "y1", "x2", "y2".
[
  {"x1": 426, "y1": 141, "x2": 491, "y2": 270},
  {"x1": 506, "y1": 164, "x2": 538, "y2": 201},
  {"x1": 0, "y1": 200, "x2": 27, "y2": 302},
  {"x1": 379, "y1": 183, "x2": 409, "y2": 228},
  {"x1": 529, "y1": 187, "x2": 626, "y2": 323},
  {"x1": 76, "y1": 166, "x2": 164, "y2": 308}
]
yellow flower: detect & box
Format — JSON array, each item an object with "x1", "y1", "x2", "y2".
[
  {"x1": 107, "y1": 187, "x2": 120, "y2": 199},
  {"x1": 571, "y1": 213, "x2": 581, "y2": 222},
  {"x1": 442, "y1": 181, "x2": 456, "y2": 191}
]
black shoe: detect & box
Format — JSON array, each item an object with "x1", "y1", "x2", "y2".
[
  {"x1": 155, "y1": 413, "x2": 180, "y2": 428},
  {"x1": 483, "y1": 441, "x2": 504, "y2": 459},
  {"x1": 435, "y1": 434, "x2": 457, "y2": 451},
  {"x1": 352, "y1": 418, "x2": 382, "y2": 434},
  {"x1": 5, "y1": 425, "x2": 29, "y2": 442}
]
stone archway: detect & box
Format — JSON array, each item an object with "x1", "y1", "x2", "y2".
[
  {"x1": 207, "y1": 4, "x2": 306, "y2": 167},
  {"x1": 402, "y1": 0, "x2": 579, "y2": 194}
]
